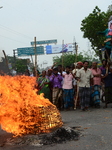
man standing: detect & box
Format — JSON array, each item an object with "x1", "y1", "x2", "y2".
[
  {"x1": 50, "y1": 68, "x2": 63, "y2": 109},
  {"x1": 73, "y1": 61, "x2": 83, "y2": 109},
  {"x1": 76, "y1": 61, "x2": 93, "y2": 111},
  {"x1": 63, "y1": 66, "x2": 74, "y2": 110},
  {"x1": 72, "y1": 61, "x2": 83, "y2": 75}
]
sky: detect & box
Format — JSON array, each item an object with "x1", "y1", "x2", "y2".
[{"x1": 0, "y1": 0, "x2": 111, "y2": 68}]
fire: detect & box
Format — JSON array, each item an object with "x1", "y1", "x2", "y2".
[{"x1": 0, "y1": 75, "x2": 63, "y2": 136}]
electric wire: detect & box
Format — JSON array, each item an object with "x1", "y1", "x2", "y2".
[
  {"x1": 0, "y1": 24, "x2": 32, "y2": 40},
  {"x1": 0, "y1": 1, "x2": 35, "y2": 42},
  {"x1": 0, "y1": 34, "x2": 29, "y2": 45}
]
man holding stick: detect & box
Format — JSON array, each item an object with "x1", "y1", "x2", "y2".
[{"x1": 74, "y1": 62, "x2": 83, "y2": 109}]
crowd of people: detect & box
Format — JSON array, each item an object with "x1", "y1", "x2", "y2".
[{"x1": 33, "y1": 60, "x2": 112, "y2": 111}]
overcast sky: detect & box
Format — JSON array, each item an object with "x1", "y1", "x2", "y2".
[{"x1": 0, "y1": 0, "x2": 111, "y2": 67}]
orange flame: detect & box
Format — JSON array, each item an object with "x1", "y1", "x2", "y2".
[{"x1": 0, "y1": 75, "x2": 63, "y2": 136}]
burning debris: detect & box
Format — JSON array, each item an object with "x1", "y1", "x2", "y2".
[
  {"x1": 5, "y1": 126, "x2": 80, "y2": 146},
  {"x1": 0, "y1": 75, "x2": 63, "y2": 136}
]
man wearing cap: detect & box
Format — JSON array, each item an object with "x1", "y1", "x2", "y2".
[{"x1": 72, "y1": 61, "x2": 83, "y2": 75}]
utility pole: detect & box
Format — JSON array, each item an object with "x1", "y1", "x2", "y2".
[
  {"x1": 73, "y1": 37, "x2": 78, "y2": 60},
  {"x1": 13, "y1": 49, "x2": 16, "y2": 70},
  {"x1": 75, "y1": 42, "x2": 78, "y2": 62},
  {"x1": 34, "y1": 37, "x2": 38, "y2": 77},
  {"x1": 73, "y1": 37, "x2": 76, "y2": 54},
  {"x1": 62, "y1": 40, "x2": 64, "y2": 68}
]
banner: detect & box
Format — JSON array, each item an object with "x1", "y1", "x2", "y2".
[
  {"x1": 46, "y1": 44, "x2": 73, "y2": 54},
  {"x1": 108, "y1": 19, "x2": 112, "y2": 36}
]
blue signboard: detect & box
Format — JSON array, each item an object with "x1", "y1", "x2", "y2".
[
  {"x1": 46, "y1": 45, "x2": 52, "y2": 54},
  {"x1": 17, "y1": 46, "x2": 44, "y2": 56},
  {"x1": 31, "y1": 39, "x2": 57, "y2": 45}
]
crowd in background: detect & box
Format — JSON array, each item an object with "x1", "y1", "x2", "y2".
[{"x1": 28, "y1": 60, "x2": 112, "y2": 111}]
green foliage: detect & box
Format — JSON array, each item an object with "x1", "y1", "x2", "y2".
[
  {"x1": 15, "y1": 59, "x2": 28, "y2": 73},
  {"x1": 7, "y1": 56, "x2": 29, "y2": 73},
  {"x1": 53, "y1": 52, "x2": 97, "y2": 67},
  {"x1": 8, "y1": 56, "x2": 27, "y2": 73},
  {"x1": 80, "y1": 6, "x2": 112, "y2": 60}
]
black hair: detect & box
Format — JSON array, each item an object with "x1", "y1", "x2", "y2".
[
  {"x1": 83, "y1": 61, "x2": 89, "y2": 64},
  {"x1": 92, "y1": 61, "x2": 98, "y2": 64},
  {"x1": 53, "y1": 67, "x2": 58, "y2": 71},
  {"x1": 58, "y1": 65, "x2": 62, "y2": 67},
  {"x1": 102, "y1": 59, "x2": 107, "y2": 64},
  {"x1": 42, "y1": 70, "x2": 46, "y2": 73}
]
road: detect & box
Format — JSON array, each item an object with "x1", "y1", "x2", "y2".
[{"x1": 1, "y1": 103, "x2": 112, "y2": 150}]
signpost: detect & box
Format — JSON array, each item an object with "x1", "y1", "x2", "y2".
[
  {"x1": 31, "y1": 39, "x2": 57, "y2": 45},
  {"x1": 17, "y1": 46, "x2": 44, "y2": 56}
]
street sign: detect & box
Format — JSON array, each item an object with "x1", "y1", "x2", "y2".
[
  {"x1": 17, "y1": 46, "x2": 44, "y2": 56},
  {"x1": 31, "y1": 39, "x2": 57, "y2": 45}
]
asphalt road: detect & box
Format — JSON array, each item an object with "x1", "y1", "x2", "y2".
[{"x1": 1, "y1": 103, "x2": 112, "y2": 150}]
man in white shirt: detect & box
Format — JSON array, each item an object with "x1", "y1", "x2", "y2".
[
  {"x1": 76, "y1": 61, "x2": 93, "y2": 111},
  {"x1": 73, "y1": 62, "x2": 83, "y2": 109}
]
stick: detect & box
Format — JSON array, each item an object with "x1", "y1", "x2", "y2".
[
  {"x1": 74, "y1": 81, "x2": 79, "y2": 110},
  {"x1": 74, "y1": 44, "x2": 78, "y2": 109}
]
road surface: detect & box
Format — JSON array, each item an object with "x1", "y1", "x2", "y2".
[{"x1": 0, "y1": 103, "x2": 112, "y2": 150}]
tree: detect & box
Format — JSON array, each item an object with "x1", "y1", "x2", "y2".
[
  {"x1": 80, "y1": 6, "x2": 112, "y2": 60},
  {"x1": 53, "y1": 52, "x2": 97, "y2": 67},
  {"x1": 15, "y1": 59, "x2": 28, "y2": 73},
  {"x1": 7, "y1": 56, "x2": 30, "y2": 74}
]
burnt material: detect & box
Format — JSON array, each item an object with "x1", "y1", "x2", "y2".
[
  {"x1": 4, "y1": 127, "x2": 80, "y2": 147},
  {"x1": 41, "y1": 126, "x2": 79, "y2": 145}
]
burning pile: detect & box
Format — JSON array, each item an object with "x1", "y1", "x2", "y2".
[{"x1": 0, "y1": 75, "x2": 63, "y2": 136}]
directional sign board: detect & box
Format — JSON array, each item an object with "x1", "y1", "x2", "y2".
[
  {"x1": 31, "y1": 39, "x2": 57, "y2": 45},
  {"x1": 17, "y1": 46, "x2": 44, "y2": 56}
]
